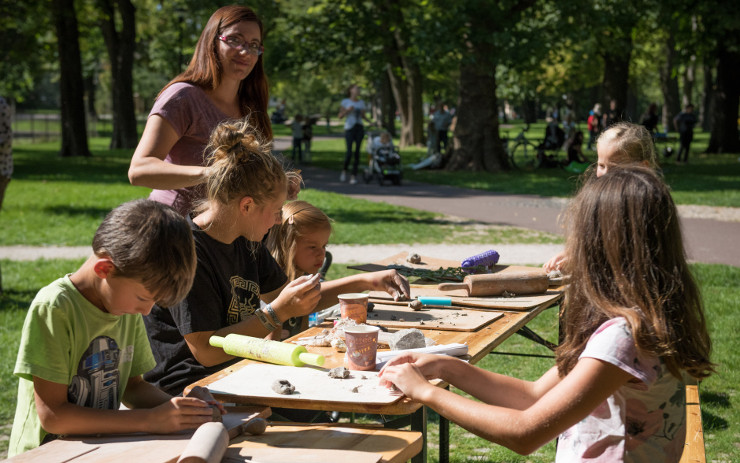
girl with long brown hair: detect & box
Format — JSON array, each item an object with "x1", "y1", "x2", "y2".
[
  {"x1": 379, "y1": 166, "x2": 713, "y2": 461},
  {"x1": 129, "y1": 5, "x2": 273, "y2": 216}
]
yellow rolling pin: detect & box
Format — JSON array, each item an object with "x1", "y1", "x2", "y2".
[{"x1": 209, "y1": 334, "x2": 325, "y2": 367}]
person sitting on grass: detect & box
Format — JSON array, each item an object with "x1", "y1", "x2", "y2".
[
  {"x1": 142, "y1": 119, "x2": 410, "y2": 397},
  {"x1": 265, "y1": 200, "x2": 407, "y2": 337},
  {"x1": 8, "y1": 199, "x2": 220, "y2": 457},
  {"x1": 380, "y1": 166, "x2": 713, "y2": 461},
  {"x1": 543, "y1": 122, "x2": 658, "y2": 272}
]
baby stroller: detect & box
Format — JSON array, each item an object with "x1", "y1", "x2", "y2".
[{"x1": 363, "y1": 130, "x2": 403, "y2": 185}]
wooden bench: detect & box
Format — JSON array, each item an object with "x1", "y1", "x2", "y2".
[{"x1": 679, "y1": 382, "x2": 706, "y2": 463}]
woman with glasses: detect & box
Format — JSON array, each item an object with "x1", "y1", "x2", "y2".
[{"x1": 129, "y1": 5, "x2": 272, "y2": 216}]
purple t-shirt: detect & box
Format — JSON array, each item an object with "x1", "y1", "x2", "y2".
[
  {"x1": 147, "y1": 82, "x2": 230, "y2": 215},
  {"x1": 556, "y1": 317, "x2": 687, "y2": 462}
]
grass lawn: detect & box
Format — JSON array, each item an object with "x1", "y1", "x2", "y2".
[
  {"x1": 1, "y1": 130, "x2": 738, "y2": 460},
  {"x1": 301, "y1": 122, "x2": 740, "y2": 208},
  {"x1": 1, "y1": 261, "x2": 737, "y2": 461}
]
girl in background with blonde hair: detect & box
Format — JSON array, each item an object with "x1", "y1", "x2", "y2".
[{"x1": 266, "y1": 200, "x2": 409, "y2": 335}]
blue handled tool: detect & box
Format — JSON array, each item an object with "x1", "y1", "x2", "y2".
[{"x1": 418, "y1": 296, "x2": 452, "y2": 306}]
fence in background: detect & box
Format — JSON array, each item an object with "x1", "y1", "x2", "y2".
[{"x1": 12, "y1": 113, "x2": 146, "y2": 141}]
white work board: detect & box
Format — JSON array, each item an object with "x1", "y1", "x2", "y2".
[{"x1": 207, "y1": 363, "x2": 402, "y2": 405}]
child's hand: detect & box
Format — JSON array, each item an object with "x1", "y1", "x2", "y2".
[
  {"x1": 185, "y1": 386, "x2": 227, "y2": 415},
  {"x1": 378, "y1": 359, "x2": 436, "y2": 402},
  {"x1": 543, "y1": 252, "x2": 567, "y2": 273},
  {"x1": 145, "y1": 396, "x2": 216, "y2": 433},
  {"x1": 371, "y1": 270, "x2": 410, "y2": 301},
  {"x1": 276, "y1": 273, "x2": 322, "y2": 318}
]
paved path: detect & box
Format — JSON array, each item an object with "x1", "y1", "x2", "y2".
[{"x1": 274, "y1": 136, "x2": 740, "y2": 267}]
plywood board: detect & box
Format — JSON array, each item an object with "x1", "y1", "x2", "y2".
[
  {"x1": 207, "y1": 364, "x2": 402, "y2": 406},
  {"x1": 225, "y1": 424, "x2": 422, "y2": 463},
  {"x1": 360, "y1": 303, "x2": 503, "y2": 331},
  {"x1": 7, "y1": 407, "x2": 270, "y2": 463},
  {"x1": 369, "y1": 288, "x2": 563, "y2": 311}
]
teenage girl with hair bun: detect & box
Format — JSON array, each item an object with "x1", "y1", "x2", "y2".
[{"x1": 144, "y1": 120, "x2": 409, "y2": 395}]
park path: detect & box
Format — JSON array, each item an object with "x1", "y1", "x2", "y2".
[{"x1": 275, "y1": 136, "x2": 740, "y2": 267}]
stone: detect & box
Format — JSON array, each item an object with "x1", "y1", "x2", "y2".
[{"x1": 389, "y1": 328, "x2": 426, "y2": 350}]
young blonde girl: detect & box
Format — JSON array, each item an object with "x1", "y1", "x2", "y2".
[
  {"x1": 143, "y1": 120, "x2": 409, "y2": 395},
  {"x1": 380, "y1": 166, "x2": 713, "y2": 462},
  {"x1": 266, "y1": 200, "x2": 409, "y2": 335},
  {"x1": 544, "y1": 122, "x2": 659, "y2": 272}
]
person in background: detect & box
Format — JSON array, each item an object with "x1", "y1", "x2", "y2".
[
  {"x1": 128, "y1": 5, "x2": 272, "y2": 216},
  {"x1": 380, "y1": 167, "x2": 713, "y2": 462},
  {"x1": 338, "y1": 84, "x2": 371, "y2": 184},
  {"x1": 302, "y1": 115, "x2": 315, "y2": 162},
  {"x1": 290, "y1": 114, "x2": 304, "y2": 164},
  {"x1": 433, "y1": 102, "x2": 453, "y2": 155},
  {"x1": 640, "y1": 102, "x2": 660, "y2": 135},
  {"x1": 586, "y1": 103, "x2": 601, "y2": 151},
  {"x1": 0, "y1": 96, "x2": 13, "y2": 294},
  {"x1": 8, "y1": 199, "x2": 218, "y2": 456},
  {"x1": 673, "y1": 104, "x2": 698, "y2": 164},
  {"x1": 602, "y1": 99, "x2": 619, "y2": 129}
]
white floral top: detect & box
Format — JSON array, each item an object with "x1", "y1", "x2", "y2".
[{"x1": 556, "y1": 317, "x2": 686, "y2": 463}]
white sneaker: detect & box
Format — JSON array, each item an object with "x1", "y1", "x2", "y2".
[
  {"x1": 340, "y1": 171, "x2": 347, "y2": 182},
  {"x1": 349, "y1": 176, "x2": 357, "y2": 185}
]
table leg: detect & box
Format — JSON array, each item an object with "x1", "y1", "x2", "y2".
[
  {"x1": 515, "y1": 325, "x2": 557, "y2": 351},
  {"x1": 411, "y1": 406, "x2": 427, "y2": 463},
  {"x1": 439, "y1": 386, "x2": 449, "y2": 463}
]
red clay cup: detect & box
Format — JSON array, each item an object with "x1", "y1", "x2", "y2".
[
  {"x1": 344, "y1": 325, "x2": 380, "y2": 371},
  {"x1": 337, "y1": 293, "x2": 369, "y2": 324}
]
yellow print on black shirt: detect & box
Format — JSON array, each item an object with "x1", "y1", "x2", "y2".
[{"x1": 227, "y1": 276, "x2": 261, "y2": 325}]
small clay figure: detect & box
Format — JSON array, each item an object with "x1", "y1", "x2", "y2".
[
  {"x1": 408, "y1": 299, "x2": 423, "y2": 311},
  {"x1": 407, "y1": 253, "x2": 422, "y2": 264},
  {"x1": 328, "y1": 366, "x2": 350, "y2": 379},
  {"x1": 271, "y1": 379, "x2": 295, "y2": 395}
]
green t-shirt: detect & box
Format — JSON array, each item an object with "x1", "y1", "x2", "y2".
[{"x1": 8, "y1": 275, "x2": 156, "y2": 456}]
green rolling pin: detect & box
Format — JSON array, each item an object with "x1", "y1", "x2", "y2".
[{"x1": 209, "y1": 334, "x2": 325, "y2": 367}]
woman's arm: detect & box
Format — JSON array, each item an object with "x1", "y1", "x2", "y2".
[
  {"x1": 381, "y1": 356, "x2": 632, "y2": 455},
  {"x1": 33, "y1": 376, "x2": 214, "y2": 435},
  {"x1": 128, "y1": 115, "x2": 207, "y2": 190}
]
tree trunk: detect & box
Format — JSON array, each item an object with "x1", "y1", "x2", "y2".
[
  {"x1": 98, "y1": 0, "x2": 138, "y2": 149},
  {"x1": 659, "y1": 31, "x2": 681, "y2": 132},
  {"x1": 683, "y1": 55, "x2": 696, "y2": 106},
  {"x1": 379, "y1": 71, "x2": 396, "y2": 137},
  {"x1": 706, "y1": 45, "x2": 740, "y2": 153},
  {"x1": 53, "y1": 0, "x2": 90, "y2": 157},
  {"x1": 446, "y1": 62, "x2": 505, "y2": 172},
  {"x1": 522, "y1": 98, "x2": 537, "y2": 124},
  {"x1": 700, "y1": 60, "x2": 714, "y2": 131},
  {"x1": 602, "y1": 40, "x2": 632, "y2": 122},
  {"x1": 379, "y1": 2, "x2": 423, "y2": 148}
]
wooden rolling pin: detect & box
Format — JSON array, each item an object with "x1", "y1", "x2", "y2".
[{"x1": 437, "y1": 269, "x2": 549, "y2": 296}]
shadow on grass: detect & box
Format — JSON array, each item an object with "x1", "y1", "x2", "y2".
[
  {"x1": 0, "y1": 290, "x2": 36, "y2": 312},
  {"x1": 12, "y1": 146, "x2": 133, "y2": 184},
  {"x1": 700, "y1": 390, "x2": 730, "y2": 408},
  {"x1": 41, "y1": 205, "x2": 113, "y2": 220}
]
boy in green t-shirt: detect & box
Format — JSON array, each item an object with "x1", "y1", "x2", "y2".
[{"x1": 9, "y1": 199, "x2": 221, "y2": 456}]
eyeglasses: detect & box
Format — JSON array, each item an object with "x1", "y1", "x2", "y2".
[{"x1": 217, "y1": 35, "x2": 264, "y2": 56}]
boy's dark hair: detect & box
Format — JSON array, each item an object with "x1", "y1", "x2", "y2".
[{"x1": 92, "y1": 199, "x2": 196, "y2": 307}]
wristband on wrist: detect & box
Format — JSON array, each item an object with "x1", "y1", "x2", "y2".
[
  {"x1": 254, "y1": 306, "x2": 278, "y2": 331},
  {"x1": 263, "y1": 303, "x2": 282, "y2": 327}
]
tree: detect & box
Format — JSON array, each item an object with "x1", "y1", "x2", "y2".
[
  {"x1": 445, "y1": 0, "x2": 539, "y2": 172},
  {"x1": 96, "y1": 0, "x2": 138, "y2": 149},
  {"x1": 53, "y1": 0, "x2": 91, "y2": 157}
]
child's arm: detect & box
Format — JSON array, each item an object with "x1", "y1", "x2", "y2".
[
  {"x1": 316, "y1": 269, "x2": 410, "y2": 309},
  {"x1": 33, "y1": 376, "x2": 215, "y2": 436},
  {"x1": 184, "y1": 275, "x2": 321, "y2": 366},
  {"x1": 380, "y1": 354, "x2": 632, "y2": 455}
]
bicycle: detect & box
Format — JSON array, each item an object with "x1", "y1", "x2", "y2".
[{"x1": 503, "y1": 124, "x2": 539, "y2": 171}]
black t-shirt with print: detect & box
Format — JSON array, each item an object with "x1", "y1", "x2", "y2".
[{"x1": 143, "y1": 215, "x2": 287, "y2": 395}]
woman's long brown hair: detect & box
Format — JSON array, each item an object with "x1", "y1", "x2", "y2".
[
  {"x1": 556, "y1": 167, "x2": 713, "y2": 380},
  {"x1": 158, "y1": 5, "x2": 272, "y2": 140}
]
